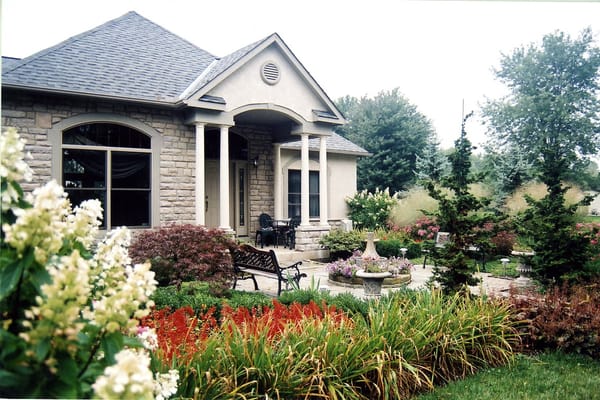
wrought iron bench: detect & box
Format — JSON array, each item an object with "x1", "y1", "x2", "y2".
[{"x1": 231, "y1": 244, "x2": 306, "y2": 295}]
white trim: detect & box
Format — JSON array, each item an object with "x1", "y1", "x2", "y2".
[
  {"x1": 195, "y1": 123, "x2": 206, "y2": 225},
  {"x1": 319, "y1": 136, "x2": 329, "y2": 227},
  {"x1": 49, "y1": 113, "x2": 162, "y2": 228},
  {"x1": 179, "y1": 60, "x2": 218, "y2": 100}
]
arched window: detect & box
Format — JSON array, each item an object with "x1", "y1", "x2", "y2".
[{"x1": 62, "y1": 123, "x2": 152, "y2": 229}]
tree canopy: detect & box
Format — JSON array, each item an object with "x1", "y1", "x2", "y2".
[
  {"x1": 335, "y1": 89, "x2": 434, "y2": 193},
  {"x1": 483, "y1": 28, "x2": 600, "y2": 285},
  {"x1": 482, "y1": 28, "x2": 600, "y2": 187}
]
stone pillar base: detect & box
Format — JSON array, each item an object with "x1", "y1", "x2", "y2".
[{"x1": 294, "y1": 224, "x2": 331, "y2": 252}]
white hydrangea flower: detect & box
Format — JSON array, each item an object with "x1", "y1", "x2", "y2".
[
  {"x1": 66, "y1": 198, "x2": 103, "y2": 249},
  {"x1": 154, "y1": 369, "x2": 179, "y2": 400},
  {"x1": 137, "y1": 326, "x2": 158, "y2": 351},
  {"x1": 2, "y1": 180, "x2": 70, "y2": 264},
  {"x1": 88, "y1": 228, "x2": 157, "y2": 333},
  {"x1": 92, "y1": 349, "x2": 155, "y2": 400},
  {"x1": 0, "y1": 129, "x2": 33, "y2": 210},
  {"x1": 20, "y1": 251, "x2": 91, "y2": 354}
]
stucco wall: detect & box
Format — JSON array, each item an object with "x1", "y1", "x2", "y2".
[
  {"x1": 208, "y1": 45, "x2": 329, "y2": 120},
  {"x1": 280, "y1": 148, "x2": 354, "y2": 221}
]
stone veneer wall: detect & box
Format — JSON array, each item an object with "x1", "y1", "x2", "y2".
[
  {"x1": 1, "y1": 91, "x2": 197, "y2": 226},
  {"x1": 2, "y1": 91, "x2": 336, "y2": 250},
  {"x1": 233, "y1": 125, "x2": 275, "y2": 236}
]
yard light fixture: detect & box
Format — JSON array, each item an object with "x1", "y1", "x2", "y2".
[
  {"x1": 252, "y1": 156, "x2": 259, "y2": 168},
  {"x1": 400, "y1": 248, "x2": 408, "y2": 259},
  {"x1": 500, "y1": 258, "x2": 510, "y2": 276}
]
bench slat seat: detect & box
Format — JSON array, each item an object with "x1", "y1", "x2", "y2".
[{"x1": 232, "y1": 244, "x2": 306, "y2": 295}]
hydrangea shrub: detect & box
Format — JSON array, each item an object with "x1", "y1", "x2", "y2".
[
  {"x1": 345, "y1": 188, "x2": 399, "y2": 230},
  {"x1": 0, "y1": 128, "x2": 177, "y2": 399}
]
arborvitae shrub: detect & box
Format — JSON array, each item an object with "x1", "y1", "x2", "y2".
[{"x1": 130, "y1": 224, "x2": 238, "y2": 289}]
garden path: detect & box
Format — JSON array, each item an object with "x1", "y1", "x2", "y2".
[{"x1": 233, "y1": 246, "x2": 527, "y2": 298}]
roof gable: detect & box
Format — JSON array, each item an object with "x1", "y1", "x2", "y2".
[
  {"x1": 184, "y1": 33, "x2": 346, "y2": 124},
  {"x1": 2, "y1": 11, "x2": 216, "y2": 103}
]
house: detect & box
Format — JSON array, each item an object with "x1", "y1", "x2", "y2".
[{"x1": 1, "y1": 11, "x2": 368, "y2": 252}]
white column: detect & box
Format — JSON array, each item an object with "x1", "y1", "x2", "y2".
[
  {"x1": 319, "y1": 136, "x2": 329, "y2": 227},
  {"x1": 273, "y1": 143, "x2": 283, "y2": 220},
  {"x1": 195, "y1": 123, "x2": 205, "y2": 225},
  {"x1": 300, "y1": 133, "x2": 310, "y2": 227},
  {"x1": 219, "y1": 125, "x2": 231, "y2": 231}
]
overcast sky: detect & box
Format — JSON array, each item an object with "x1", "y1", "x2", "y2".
[{"x1": 2, "y1": 0, "x2": 599, "y2": 150}]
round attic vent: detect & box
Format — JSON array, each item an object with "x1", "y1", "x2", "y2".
[{"x1": 261, "y1": 62, "x2": 280, "y2": 85}]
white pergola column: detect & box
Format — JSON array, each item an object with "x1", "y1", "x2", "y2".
[
  {"x1": 300, "y1": 133, "x2": 310, "y2": 227},
  {"x1": 273, "y1": 143, "x2": 283, "y2": 220},
  {"x1": 319, "y1": 136, "x2": 329, "y2": 227},
  {"x1": 195, "y1": 123, "x2": 205, "y2": 225},
  {"x1": 219, "y1": 125, "x2": 231, "y2": 231}
]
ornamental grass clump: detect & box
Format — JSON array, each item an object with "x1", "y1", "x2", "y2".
[{"x1": 0, "y1": 128, "x2": 177, "y2": 399}]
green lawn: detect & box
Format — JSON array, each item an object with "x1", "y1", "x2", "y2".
[
  {"x1": 415, "y1": 352, "x2": 600, "y2": 400},
  {"x1": 582, "y1": 215, "x2": 600, "y2": 223}
]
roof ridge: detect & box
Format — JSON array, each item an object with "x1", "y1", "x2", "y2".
[{"x1": 134, "y1": 12, "x2": 217, "y2": 59}]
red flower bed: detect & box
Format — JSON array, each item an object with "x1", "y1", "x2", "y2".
[
  {"x1": 140, "y1": 300, "x2": 350, "y2": 366},
  {"x1": 140, "y1": 305, "x2": 218, "y2": 365}
]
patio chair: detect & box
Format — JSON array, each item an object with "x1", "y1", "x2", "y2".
[
  {"x1": 255, "y1": 213, "x2": 275, "y2": 248},
  {"x1": 285, "y1": 215, "x2": 301, "y2": 249}
]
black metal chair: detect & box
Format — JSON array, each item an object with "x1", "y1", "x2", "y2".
[
  {"x1": 255, "y1": 213, "x2": 275, "y2": 248},
  {"x1": 285, "y1": 215, "x2": 301, "y2": 249}
]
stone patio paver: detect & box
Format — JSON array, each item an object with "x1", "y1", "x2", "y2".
[{"x1": 233, "y1": 251, "x2": 526, "y2": 298}]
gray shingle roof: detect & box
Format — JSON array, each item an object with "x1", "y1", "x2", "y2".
[
  {"x1": 280, "y1": 132, "x2": 370, "y2": 156},
  {"x1": 2, "y1": 11, "x2": 217, "y2": 103},
  {"x1": 2, "y1": 12, "x2": 366, "y2": 155}
]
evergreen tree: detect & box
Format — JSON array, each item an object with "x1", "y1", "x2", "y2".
[
  {"x1": 483, "y1": 29, "x2": 600, "y2": 284},
  {"x1": 414, "y1": 138, "x2": 450, "y2": 184},
  {"x1": 484, "y1": 146, "x2": 534, "y2": 206},
  {"x1": 425, "y1": 113, "x2": 495, "y2": 295}
]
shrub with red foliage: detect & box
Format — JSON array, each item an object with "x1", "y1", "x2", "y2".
[
  {"x1": 490, "y1": 230, "x2": 517, "y2": 255},
  {"x1": 129, "y1": 224, "x2": 239, "y2": 288},
  {"x1": 509, "y1": 280, "x2": 600, "y2": 359}
]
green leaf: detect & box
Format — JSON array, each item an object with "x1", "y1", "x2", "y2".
[
  {"x1": 101, "y1": 331, "x2": 124, "y2": 365},
  {"x1": 0, "y1": 258, "x2": 23, "y2": 301},
  {"x1": 33, "y1": 337, "x2": 51, "y2": 362}
]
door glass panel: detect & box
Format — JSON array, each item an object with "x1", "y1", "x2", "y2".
[{"x1": 239, "y1": 168, "x2": 245, "y2": 226}]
